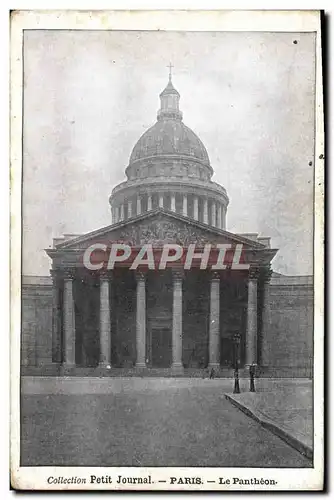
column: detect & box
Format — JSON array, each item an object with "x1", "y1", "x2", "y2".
[
  {"x1": 203, "y1": 198, "x2": 208, "y2": 224},
  {"x1": 110, "y1": 207, "x2": 114, "y2": 225},
  {"x1": 135, "y1": 272, "x2": 146, "y2": 368},
  {"x1": 182, "y1": 195, "x2": 188, "y2": 217},
  {"x1": 222, "y1": 205, "x2": 226, "y2": 230},
  {"x1": 245, "y1": 267, "x2": 259, "y2": 366},
  {"x1": 147, "y1": 194, "x2": 152, "y2": 211},
  {"x1": 159, "y1": 193, "x2": 164, "y2": 208},
  {"x1": 193, "y1": 196, "x2": 199, "y2": 221},
  {"x1": 63, "y1": 270, "x2": 75, "y2": 367},
  {"x1": 114, "y1": 206, "x2": 119, "y2": 223},
  {"x1": 99, "y1": 273, "x2": 111, "y2": 367},
  {"x1": 51, "y1": 271, "x2": 61, "y2": 363},
  {"x1": 209, "y1": 272, "x2": 220, "y2": 369},
  {"x1": 120, "y1": 204, "x2": 124, "y2": 221},
  {"x1": 260, "y1": 268, "x2": 272, "y2": 367},
  {"x1": 127, "y1": 200, "x2": 132, "y2": 218},
  {"x1": 171, "y1": 194, "x2": 176, "y2": 212},
  {"x1": 172, "y1": 271, "x2": 183, "y2": 372},
  {"x1": 211, "y1": 201, "x2": 216, "y2": 226},
  {"x1": 137, "y1": 196, "x2": 141, "y2": 215},
  {"x1": 217, "y1": 203, "x2": 222, "y2": 229}
]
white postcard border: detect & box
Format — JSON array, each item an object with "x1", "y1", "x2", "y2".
[{"x1": 10, "y1": 9, "x2": 324, "y2": 491}]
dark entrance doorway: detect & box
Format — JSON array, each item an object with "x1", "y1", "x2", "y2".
[
  {"x1": 151, "y1": 328, "x2": 172, "y2": 367},
  {"x1": 220, "y1": 337, "x2": 234, "y2": 368}
]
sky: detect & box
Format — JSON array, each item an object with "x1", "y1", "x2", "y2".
[{"x1": 22, "y1": 30, "x2": 316, "y2": 276}]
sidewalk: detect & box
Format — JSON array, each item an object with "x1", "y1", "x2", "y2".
[{"x1": 225, "y1": 379, "x2": 313, "y2": 459}]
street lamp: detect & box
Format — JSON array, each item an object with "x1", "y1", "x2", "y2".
[{"x1": 233, "y1": 333, "x2": 241, "y2": 394}]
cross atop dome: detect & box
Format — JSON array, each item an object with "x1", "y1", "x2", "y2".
[{"x1": 167, "y1": 62, "x2": 174, "y2": 81}]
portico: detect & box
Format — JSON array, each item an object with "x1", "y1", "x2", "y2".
[{"x1": 47, "y1": 209, "x2": 275, "y2": 374}]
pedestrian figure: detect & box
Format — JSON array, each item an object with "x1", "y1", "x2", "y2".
[
  {"x1": 249, "y1": 364, "x2": 256, "y2": 392},
  {"x1": 209, "y1": 367, "x2": 215, "y2": 379}
]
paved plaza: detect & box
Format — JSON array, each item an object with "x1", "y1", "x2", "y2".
[
  {"x1": 226, "y1": 378, "x2": 312, "y2": 458},
  {"x1": 21, "y1": 377, "x2": 312, "y2": 467}
]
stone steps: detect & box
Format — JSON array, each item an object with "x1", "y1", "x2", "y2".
[
  {"x1": 21, "y1": 365, "x2": 312, "y2": 378},
  {"x1": 21, "y1": 365, "x2": 235, "y2": 378}
]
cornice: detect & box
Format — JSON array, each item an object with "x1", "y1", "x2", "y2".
[
  {"x1": 110, "y1": 177, "x2": 229, "y2": 203},
  {"x1": 126, "y1": 153, "x2": 212, "y2": 172}
]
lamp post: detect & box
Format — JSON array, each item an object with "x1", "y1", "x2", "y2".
[{"x1": 233, "y1": 333, "x2": 241, "y2": 394}]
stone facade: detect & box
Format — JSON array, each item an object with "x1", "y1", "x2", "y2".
[{"x1": 21, "y1": 272, "x2": 313, "y2": 376}]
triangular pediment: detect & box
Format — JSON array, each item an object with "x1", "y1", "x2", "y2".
[{"x1": 53, "y1": 208, "x2": 265, "y2": 251}]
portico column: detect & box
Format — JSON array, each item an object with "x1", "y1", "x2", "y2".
[
  {"x1": 51, "y1": 270, "x2": 61, "y2": 363},
  {"x1": 260, "y1": 267, "x2": 273, "y2": 367},
  {"x1": 99, "y1": 273, "x2": 111, "y2": 367},
  {"x1": 63, "y1": 270, "x2": 76, "y2": 367},
  {"x1": 211, "y1": 201, "x2": 216, "y2": 226},
  {"x1": 203, "y1": 198, "x2": 208, "y2": 224},
  {"x1": 193, "y1": 196, "x2": 199, "y2": 220},
  {"x1": 246, "y1": 267, "x2": 259, "y2": 366},
  {"x1": 159, "y1": 193, "x2": 164, "y2": 208},
  {"x1": 127, "y1": 200, "x2": 132, "y2": 218},
  {"x1": 147, "y1": 194, "x2": 152, "y2": 211},
  {"x1": 217, "y1": 203, "x2": 222, "y2": 229},
  {"x1": 171, "y1": 194, "x2": 176, "y2": 212},
  {"x1": 172, "y1": 271, "x2": 183, "y2": 372},
  {"x1": 182, "y1": 195, "x2": 188, "y2": 216},
  {"x1": 115, "y1": 206, "x2": 119, "y2": 222},
  {"x1": 209, "y1": 272, "x2": 220, "y2": 369},
  {"x1": 135, "y1": 272, "x2": 146, "y2": 368},
  {"x1": 137, "y1": 196, "x2": 142, "y2": 215}
]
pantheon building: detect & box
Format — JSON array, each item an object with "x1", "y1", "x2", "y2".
[{"x1": 22, "y1": 74, "x2": 313, "y2": 377}]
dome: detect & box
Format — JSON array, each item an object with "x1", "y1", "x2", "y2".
[
  {"x1": 129, "y1": 120, "x2": 210, "y2": 165},
  {"x1": 110, "y1": 70, "x2": 229, "y2": 230}
]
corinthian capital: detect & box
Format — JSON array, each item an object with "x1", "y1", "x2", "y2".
[
  {"x1": 63, "y1": 267, "x2": 76, "y2": 280},
  {"x1": 135, "y1": 271, "x2": 146, "y2": 283},
  {"x1": 172, "y1": 269, "x2": 184, "y2": 282},
  {"x1": 99, "y1": 269, "x2": 113, "y2": 282},
  {"x1": 248, "y1": 266, "x2": 260, "y2": 281}
]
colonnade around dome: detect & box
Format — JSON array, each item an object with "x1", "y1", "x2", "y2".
[{"x1": 111, "y1": 191, "x2": 227, "y2": 229}]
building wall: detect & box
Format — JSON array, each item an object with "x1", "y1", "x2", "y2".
[
  {"x1": 21, "y1": 276, "x2": 53, "y2": 367},
  {"x1": 21, "y1": 274, "x2": 314, "y2": 375},
  {"x1": 261, "y1": 275, "x2": 314, "y2": 376}
]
